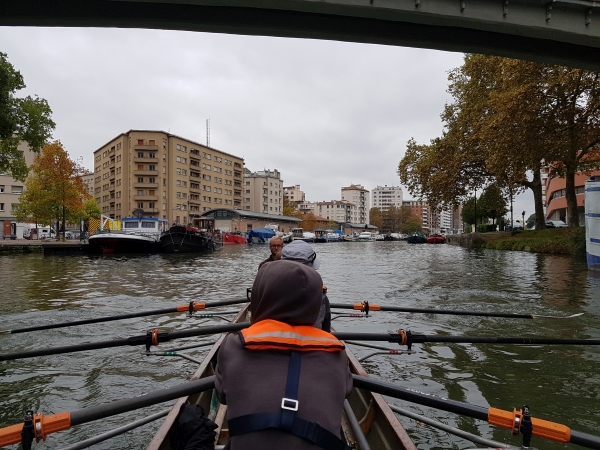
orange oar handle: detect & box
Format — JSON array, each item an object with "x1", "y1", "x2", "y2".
[
  {"x1": 353, "y1": 303, "x2": 381, "y2": 311},
  {"x1": 0, "y1": 412, "x2": 71, "y2": 447},
  {"x1": 176, "y1": 302, "x2": 206, "y2": 312},
  {"x1": 488, "y1": 407, "x2": 571, "y2": 443}
]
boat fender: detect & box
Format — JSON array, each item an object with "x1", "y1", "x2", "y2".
[{"x1": 227, "y1": 351, "x2": 347, "y2": 450}]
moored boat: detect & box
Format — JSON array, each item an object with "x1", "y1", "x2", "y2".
[
  {"x1": 222, "y1": 232, "x2": 247, "y2": 244},
  {"x1": 426, "y1": 233, "x2": 446, "y2": 244},
  {"x1": 88, "y1": 217, "x2": 169, "y2": 254},
  {"x1": 145, "y1": 304, "x2": 417, "y2": 450},
  {"x1": 406, "y1": 232, "x2": 427, "y2": 244},
  {"x1": 357, "y1": 232, "x2": 375, "y2": 241},
  {"x1": 246, "y1": 227, "x2": 276, "y2": 244},
  {"x1": 160, "y1": 224, "x2": 223, "y2": 253}
]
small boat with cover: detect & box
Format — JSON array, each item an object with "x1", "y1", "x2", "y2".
[
  {"x1": 406, "y1": 232, "x2": 427, "y2": 244},
  {"x1": 246, "y1": 227, "x2": 276, "y2": 244},
  {"x1": 426, "y1": 233, "x2": 446, "y2": 244},
  {"x1": 146, "y1": 304, "x2": 417, "y2": 450}
]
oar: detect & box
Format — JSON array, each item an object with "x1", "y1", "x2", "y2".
[
  {"x1": 353, "y1": 375, "x2": 600, "y2": 450},
  {"x1": 0, "y1": 377, "x2": 215, "y2": 448},
  {"x1": 3, "y1": 324, "x2": 600, "y2": 361},
  {"x1": 330, "y1": 301, "x2": 584, "y2": 319},
  {"x1": 0, "y1": 322, "x2": 250, "y2": 361},
  {"x1": 334, "y1": 331, "x2": 600, "y2": 350},
  {"x1": 0, "y1": 298, "x2": 249, "y2": 335}
]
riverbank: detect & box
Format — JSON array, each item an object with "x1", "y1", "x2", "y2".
[
  {"x1": 0, "y1": 239, "x2": 88, "y2": 255},
  {"x1": 446, "y1": 227, "x2": 586, "y2": 257}
]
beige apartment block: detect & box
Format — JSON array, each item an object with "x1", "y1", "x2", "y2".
[
  {"x1": 93, "y1": 130, "x2": 244, "y2": 224},
  {"x1": 317, "y1": 200, "x2": 357, "y2": 223},
  {"x1": 297, "y1": 200, "x2": 317, "y2": 215},
  {"x1": 371, "y1": 185, "x2": 403, "y2": 211},
  {"x1": 283, "y1": 184, "x2": 305, "y2": 204},
  {"x1": 0, "y1": 141, "x2": 36, "y2": 238},
  {"x1": 82, "y1": 171, "x2": 95, "y2": 197},
  {"x1": 341, "y1": 184, "x2": 370, "y2": 224},
  {"x1": 243, "y1": 169, "x2": 283, "y2": 215}
]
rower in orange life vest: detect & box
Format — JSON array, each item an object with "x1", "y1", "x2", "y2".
[{"x1": 215, "y1": 260, "x2": 352, "y2": 450}]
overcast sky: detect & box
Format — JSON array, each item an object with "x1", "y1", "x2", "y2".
[{"x1": 1, "y1": 26, "x2": 533, "y2": 220}]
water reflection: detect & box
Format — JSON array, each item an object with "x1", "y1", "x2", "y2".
[{"x1": 0, "y1": 243, "x2": 598, "y2": 449}]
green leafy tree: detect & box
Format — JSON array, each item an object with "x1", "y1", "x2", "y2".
[
  {"x1": 0, "y1": 52, "x2": 55, "y2": 181},
  {"x1": 478, "y1": 184, "x2": 507, "y2": 225},
  {"x1": 401, "y1": 215, "x2": 422, "y2": 234},
  {"x1": 461, "y1": 197, "x2": 477, "y2": 225},
  {"x1": 282, "y1": 196, "x2": 296, "y2": 217}
]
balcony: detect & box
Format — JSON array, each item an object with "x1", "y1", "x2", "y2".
[
  {"x1": 133, "y1": 156, "x2": 159, "y2": 163},
  {"x1": 133, "y1": 182, "x2": 159, "y2": 189},
  {"x1": 109, "y1": 161, "x2": 115, "y2": 169},
  {"x1": 143, "y1": 208, "x2": 160, "y2": 214},
  {"x1": 189, "y1": 186, "x2": 201, "y2": 194},
  {"x1": 133, "y1": 195, "x2": 159, "y2": 201},
  {"x1": 133, "y1": 170, "x2": 159, "y2": 176},
  {"x1": 133, "y1": 144, "x2": 159, "y2": 151}
]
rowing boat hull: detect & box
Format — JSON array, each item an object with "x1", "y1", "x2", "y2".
[{"x1": 146, "y1": 308, "x2": 416, "y2": 450}]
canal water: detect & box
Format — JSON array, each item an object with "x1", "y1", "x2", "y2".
[{"x1": 0, "y1": 242, "x2": 599, "y2": 449}]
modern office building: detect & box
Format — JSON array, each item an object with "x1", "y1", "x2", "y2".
[
  {"x1": 92, "y1": 130, "x2": 244, "y2": 224},
  {"x1": 243, "y1": 169, "x2": 283, "y2": 215},
  {"x1": 0, "y1": 142, "x2": 36, "y2": 239},
  {"x1": 341, "y1": 184, "x2": 370, "y2": 224},
  {"x1": 317, "y1": 200, "x2": 358, "y2": 223},
  {"x1": 371, "y1": 185, "x2": 403, "y2": 211}
]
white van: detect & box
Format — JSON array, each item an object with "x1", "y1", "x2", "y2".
[{"x1": 25, "y1": 225, "x2": 56, "y2": 240}]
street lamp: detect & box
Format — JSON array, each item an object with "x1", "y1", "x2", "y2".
[{"x1": 522, "y1": 211, "x2": 526, "y2": 229}]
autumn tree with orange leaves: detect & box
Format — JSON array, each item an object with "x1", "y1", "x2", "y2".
[{"x1": 15, "y1": 141, "x2": 91, "y2": 240}]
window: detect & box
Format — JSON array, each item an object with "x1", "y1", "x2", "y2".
[
  {"x1": 138, "y1": 139, "x2": 144, "y2": 145},
  {"x1": 11, "y1": 186, "x2": 23, "y2": 194},
  {"x1": 138, "y1": 202, "x2": 144, "y2": 208},
  {"x1": 0, "y1": 185, "x2": 4, "y2": 193},
  {"x1": 176, "y1": 180, "x2": 181, "y2": 186},
  {"x1": 138, "y1": 177, "x2": 144, "y2": 183},
  {"x1": 163, "y1": 154, "x2": 166, "y2": 161},
  {"x1": 182, "y1": 169, "x2": 187, "y2": 175},
  {"x1": 182, "y1": 181, "x2": 187, "y2": 187},
  {"x1": 137, "y1": 190, "x2": 144, "y2": 196},
  {"x1": 149, "y1": 140, "x2": 155, "y2": 146},
  {"x1": 117, "y1": 155, "x2": 121, "y2": 162},
  {"x1": 177, "y1": 156, "x2": 181, "y2": 162},
  {"x1": 149, "y1": 152, "x2": 155, "y2": 158},
  {"x1": 149, "y1": 177, "x2": 156, "y2": 183},
  {"x1": 182, "y1": 158, "x2": 186, "y2": 164},
  {"x1": 0, "y1": 203, "x2": 3, "y2": 211},
  {"x1": 149, "y1": 165, "x2": 156, "y2": 171},
  {"x1": 176, "y1": 168, "x2": 181, "y2": 175},
  {"x1": 176, "y1": 204, "x2": 181, "y2": 210},
  {"x1": 138, "y1": 152, "x2": 144, "y2": 158},
  {"x1": 176, "y1": 192, "x2": 181, "y2": 198},
  {"x1": 177, "y1": 144, "x2": 181, "y2": 150}
]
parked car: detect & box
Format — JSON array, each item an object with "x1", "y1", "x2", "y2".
[
  {"x1": 543, "y1": 220, "x2": 568, "y2": 228},
  {"x1": 65, "y1": 230, "x2": 81, "y2": 239}
]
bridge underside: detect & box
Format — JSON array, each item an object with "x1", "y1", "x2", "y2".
[{"x1": 1, "y1": 0, "x2": 599, "y2": 70}]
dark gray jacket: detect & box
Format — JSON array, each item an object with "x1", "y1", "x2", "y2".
[{"x1": 215, "y1": 261, "x2": 352, "y2": 450}]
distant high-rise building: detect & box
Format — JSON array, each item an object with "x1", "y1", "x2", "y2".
[
  {"x1": 341, "y1": 184, "x2": 370, "y2": 224},
  {"x1": 243, "y1": 169, "x2": 284, "y2": 215},
  {"x1": 371, "y1": 185, "x2": 403, "y2": 211},
  {"x1": 93, "y1": 130, "x2": 244, "y2": 224}
]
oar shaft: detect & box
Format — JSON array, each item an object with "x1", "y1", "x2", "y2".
[
  {"x1": 0, "y1": 322, "x2": 249, "y2": 361},
  {"x1": 329, "y1": 303, "x2": 533, "y2": 318},
  {"x1": 70, "y1": 376, "x2": 215, "y2": 426},
  {"x1": 6, "y1": 298, "x2": 248, "y2": 334}
]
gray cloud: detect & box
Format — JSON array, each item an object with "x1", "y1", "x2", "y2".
[{"x1": 1, "y1": 26, "x2": 533, "y2": 214}]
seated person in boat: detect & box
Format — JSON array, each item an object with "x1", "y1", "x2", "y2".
[
  {"x1": 258, "y1": 236, "x2": 283, "y2": 269},
  {"x1": 215, "y1": 260, "x2": 352, "y2": 450}
]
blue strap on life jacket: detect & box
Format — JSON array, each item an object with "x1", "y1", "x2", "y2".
[{"x1": 227, "y1": 351, "x2": 347, "y2": 450}]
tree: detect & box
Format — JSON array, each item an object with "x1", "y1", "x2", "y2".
[
  {"x1": 282, "y1": 196, "x2": 296, "y2": 217},
  {"x1": 15, "y1": 141, "x2": 91, "y2": 240},
  {"x1": 478, "y1": 184, "x2": 507, "y2": 225},
  {"x1": 461, "y1": 197, "x2": 477, "y2": 226},
  {"x1": 401, "y1": 215, "x2": 422, "y2": 234},
  {"x1": 0, "y1": 52, "x2": 55, "y2": 181},
  {"x1": 299, "y1": 213, "x2": 318, "y2": 231},
  {"x1": 369, "y1": 207, "x2": 383, "y2": 230}
]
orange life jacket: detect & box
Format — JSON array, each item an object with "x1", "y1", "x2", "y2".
[{"x1": 239, "y1": 319, "x2": 344, "y2": 352}]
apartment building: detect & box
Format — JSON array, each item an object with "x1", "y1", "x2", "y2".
[
  {"x1": 297, "y1": 201, "x2": 317, "y2": 215},
  {"x1": 243, "y1": 169, "x2": 283, "y2": 215},
  {"x1": 82, "y1": 172, "x2": 95, "y2": 197},
  {"x1": 371, "y1": 185, "x2": 403, "y2": 211},
  {"x1": 545, "y1": 169, "x2": 600, "y2": 224},
  {"x1": 0, "y1": 141, "x2": 35, "y2": 238},
  {"x1": 93, "y1": 130, "x2": 244, "y2": 224},
  {"x1": 403, "y1": 200, "x2": 429, "y2": 231},
  {"x1": 317, "y1": 200, "x2": 358, "y2": 223},
  {"x1": 283, "y1": 185, "x2": 305, "y2": 204},
  {"x1": 341, "y1": 184, "x2": 370, "y2": 224}
]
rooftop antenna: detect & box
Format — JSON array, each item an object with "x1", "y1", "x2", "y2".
[{"x1": 206, "y1": 118, "x2": 210, "y2": 148}]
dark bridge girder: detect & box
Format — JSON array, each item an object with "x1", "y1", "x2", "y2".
[{"x1": 1, "y1": 0, "x2": 600, "y2": 70}]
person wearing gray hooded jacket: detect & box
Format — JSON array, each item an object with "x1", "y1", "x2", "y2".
[{"x1": 215, "y1": 260, "x2": 353, "y2": 450}]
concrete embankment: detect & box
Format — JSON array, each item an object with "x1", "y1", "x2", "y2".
[
  {"x1": 445, "y1": 228, "x2": 586, "y2": 257},
  {"x1": 0, "y1": 240, "x2": 88, "y2": 255}
]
